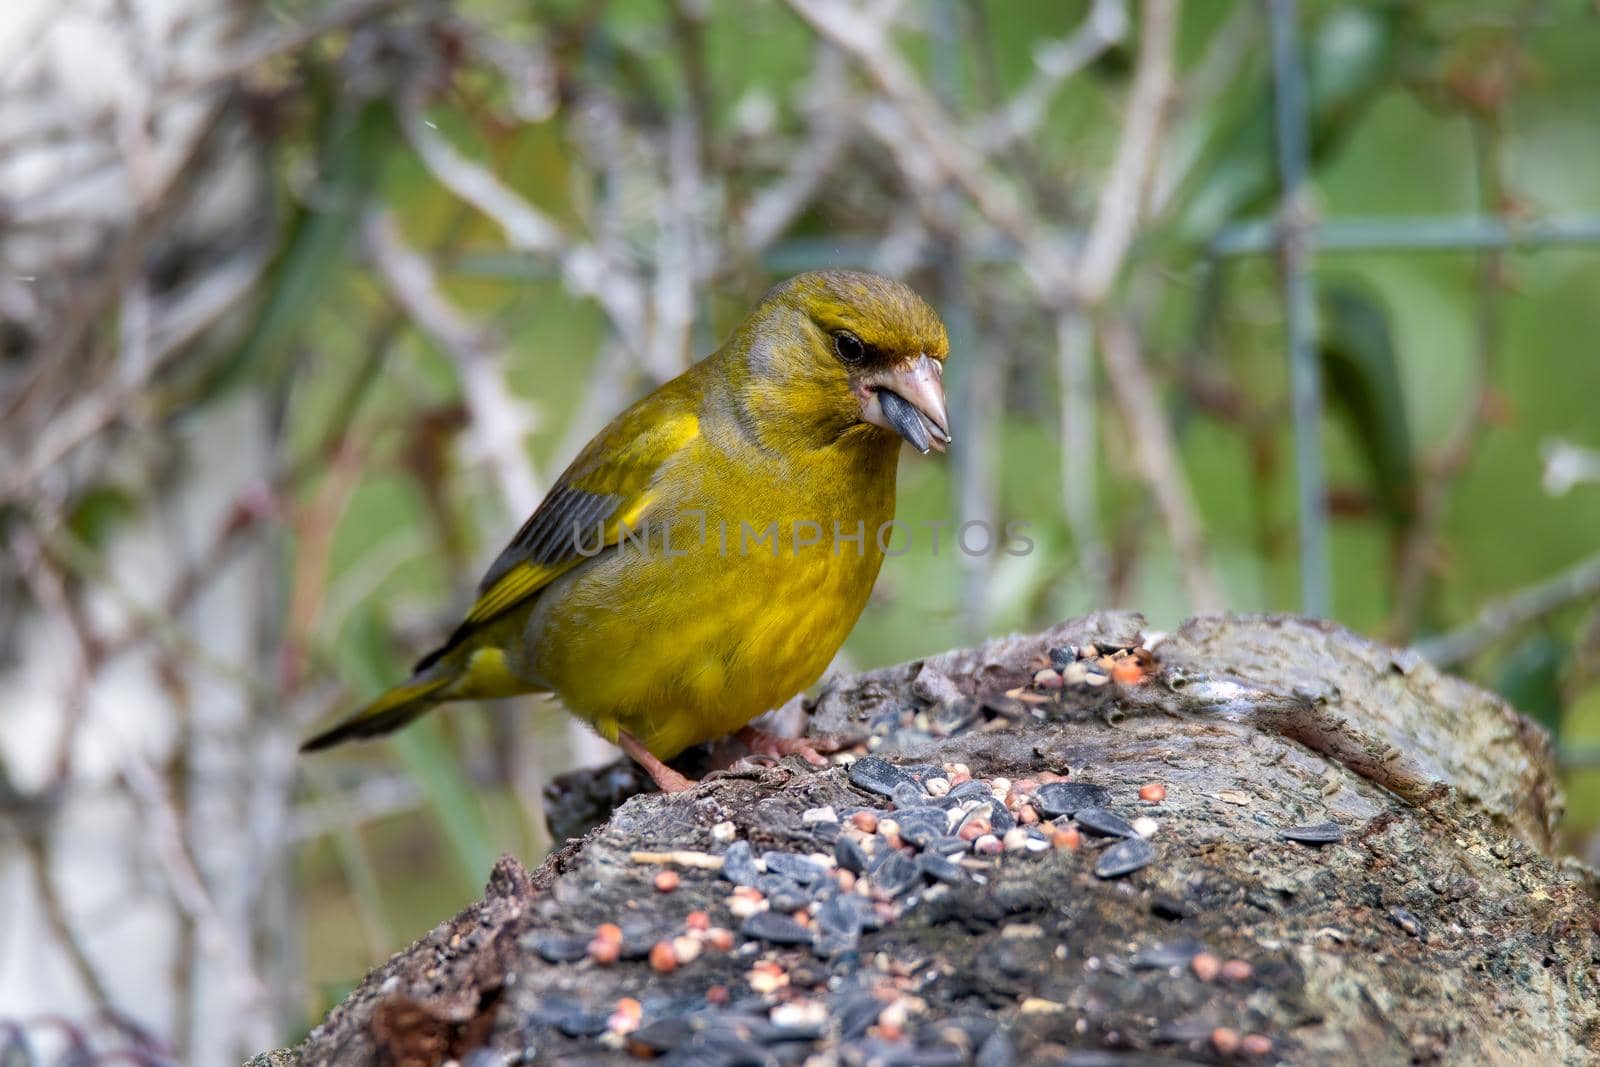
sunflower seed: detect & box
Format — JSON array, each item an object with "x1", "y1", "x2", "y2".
[
  {"x1": 834, "y1": 834, "x2": 869, "y2": 874},
  {"x1": 869, "y1": 850, "x2": 920, "y2": 897},
  {"x1": 530, "y1": 934, "x2": 590, "y2": 963},
  {"x1": 1278, "y1": 821, "x2": 1343, "y2": 845},
  {"x1": 1095, "y1": 836, "x2": 1156, "y2": 879},
  {"x1": 894, "y1": 807, "x2": 948, "y2": 848},
  {"x1": 892, "y1": 781, "x2": 928, "y2": 810},
  {"x1": 763, "y1": 851, "x2": 825, "y2": 884},
  {"x1": 1033, "y1": 781, "x2": 1112, "y2": 817},
  {"x1": 720, "y1": 840, "x2": 762, "y2": 886},
  {"x1": 740, "y1": 911, "x2": 813, "y2": 946},
  {"x1": 1074, "y1": 806, "x2": 1137, "y2": 838},
  {"x1": 849, "y1": 756, "x2": 916, "y2": 797},
  {"x1": 757, "y1": 874, "x2": 809, "y2": 912},
  {"x1": 916, "y1": 852, "x2": 968, "y2": 885}
]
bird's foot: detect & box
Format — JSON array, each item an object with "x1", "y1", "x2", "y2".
[
  {"x1": 736, "y1": 726, "x2": 837, "y2": 768},
  {"x1": 618, "y1": 731, "x2": 697, "y2": 793}
]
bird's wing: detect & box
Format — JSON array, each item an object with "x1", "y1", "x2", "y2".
[{"x1": 461, "y1": 406, "x2": 701, "y2": 629}]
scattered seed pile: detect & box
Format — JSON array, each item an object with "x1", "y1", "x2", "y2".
[{"x1": 260, "y1": 614, "x2": 1599, "y2": 1067}]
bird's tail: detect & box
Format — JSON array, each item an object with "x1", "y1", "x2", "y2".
[{"x1": 300, "y1": 672, "x2": 453, "y2": 752}]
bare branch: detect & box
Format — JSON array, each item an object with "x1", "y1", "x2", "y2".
[
  {"x1": 1099, "y1": 316, "x2": 1224, "y2": 613},
  {"x1": 363, "y1": 209, "x2": 543, "y2": 516},
  {"x1": 1073, "y1": 0, "x2": 1178, "y2": 305},
  {"x1": 739, "y1": 46, "x2": 853, "y2": 256},
  {"x1": 977, "y1": 0, "x2": 1127, "y2": 152},
  {"x1": 786, "y1": 0, "x2": 1069, "y2": 292},
  {"x1": 399, "y1": 93, "x2": 566, "y2": 258},
  {"x1": 1419, "y1": 550, "x2": 1600, "y2": 668}
]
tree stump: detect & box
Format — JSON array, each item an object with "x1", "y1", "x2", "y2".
[{"x1": 254, "y1": 613, "x2": 1600, "y2": 1066}]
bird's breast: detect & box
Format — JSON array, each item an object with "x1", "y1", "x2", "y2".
[{"x1": 527, "y1": 439, "x2": 901, "y2": 757}]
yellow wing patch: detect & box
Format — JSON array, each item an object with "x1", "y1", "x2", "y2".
[
  {"x1": 466, "y1": 561, "x2": 562, "y2": 626},
  {"x1": 460, "y1": 412, "x2": 699, "y2": 628}
]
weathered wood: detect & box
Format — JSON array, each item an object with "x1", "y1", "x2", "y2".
[{"x1": 255, "y1": 614, "x2": 1599, "y2": 1067}]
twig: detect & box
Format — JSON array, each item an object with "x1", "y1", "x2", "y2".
[
  {"x1": 1269, "y1": 0, "x2": 1329, "y2": 617},
  {"x1": 974, "y1": 0, "x2": 1127, "y2": 153},
  {"x1": 1073, "y1": 0, "x2": 1177, "y2": 306},
  {"x1": 363, "y1": 209, "x2": 543, "y2": 516},
  {"x1": 176, "y1": 0, "x2": 409, "y2": 94},
  {"x1": 399, "y1": 81, "x2": 654, "y2": 366},
  {"x1": 785, "y1": 0, "x2": 1068, "y2": 293},
  {"x1": 1418, "y1": 550, "x2": 1600, "y2": 668},
  {"x1": 14, "y1": 519, "x2": 272, "y2": 1016},
  {"x1": 1055, "y1": 311, "x2": 1107, "y2": 595},
  {"x1": 1, "y1": 104, "x2": 234, "y2": 500},
  {"x1": 738, "y1": 45, "x2": 853, "y2": 257},
  {"x1": 398, "y1": 92, "x2": 566, "y2": 257},
  {"x1": 19, "y1": 836, "x2": 121, "y2": 1020},
  {"x1": 116, "y1": 739, "x2": 273, "y2": 1014},
  {"x1": 630, "y1": 849, "x2": 726, "y2": 870},
  {"x1": 1100, "y1": 316, "x2": 1224, "y2": 612},
  {"x1": 791, "y1": 0, "x2": 1189, "y2": 612},
  {"x1": 1391, "y1": 115, "x2": 1508, "y2": 637}
]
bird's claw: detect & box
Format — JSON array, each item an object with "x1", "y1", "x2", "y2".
[{"x1": 736, "y1": 726, "x2": 836, "y2": 767}]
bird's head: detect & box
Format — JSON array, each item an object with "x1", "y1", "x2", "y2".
[{"x1": 734, "y1": 270, "x2": 951, "y2": 455}]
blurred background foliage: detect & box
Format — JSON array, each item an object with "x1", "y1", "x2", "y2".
[{"x1": 5, "y1": 0, "x2": 1600, "y2": 1053}]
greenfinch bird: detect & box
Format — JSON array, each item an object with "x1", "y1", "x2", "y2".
[{"x1": 302, "y1": 271, "x2": 950, "y2": 791}]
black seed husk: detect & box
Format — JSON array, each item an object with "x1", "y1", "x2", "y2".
[
  {"x1": 631, "y1": 1017, "x2": 697, "y2": 1052},
  {"x1": 1073, "y1": 806, "x2": 1137, "y2": 838},
  {"x1": 836, "y1": 993, "x2": 883, "y2": 1040},
  {"x1": 922, "y1": 835, "x2": 970, "y2": 856},
  {"x1": 834, "y1": 834, "x2": 868, "y2": 874},
  {"x1": 916, "y1": 852, "x2": 967, "y2": 885},
  {"x1": 1279, "y1": 821, "x2": 1344, "y2": 845},
  {"x1": 891, "y1": 781, "x2": 928, "y2": 810},
  {"x1": 740, "y1": 911, "x2": 813, "y2": 946},
  {"x1": 849, "y1": 756, "x2": 916, "y2": 797},
  {"x1": 894, "y1": 807, "x2": 948, "y2": 847},
  {"x1": 720, "y1": 840, "x2": 761, "y2": 886},
  {"x1": 947, "y1": 779, "x2": 992, "y2": 801},
  {"x1": 1131, "y1": 937, "x2": 1206, "y2": 970},
  {"x1": 1095, "y1": 836, "x2": 1156, "y2": 879},
  {"x1": 553, "y1": 1010, "x2": 610, "y2": 1038},
  {"x1": 869, "y1": 850, "x2": 919, "y2": 897},
  {"x1": 763, "y1": 851, "x2": 825, "y2": 884},
  {"x1": 757, "y1": 874, "x2": 810, "y2": 912},
  {"x1": 530, "y1": 934, "x2": 590, "y2": 963},
  {"x1": 985, "y1": 801, "x2": 1017, "y2": 833},
  {"x1": 813, "y1": 894, "x2": 865, "y2": 957},
  {"x1": 976, "y1": 1028, "x2": 1018, "y2": 1067},
  {"x1": 1033, "y1": 781, "x2": 1113, "y2": 817}
]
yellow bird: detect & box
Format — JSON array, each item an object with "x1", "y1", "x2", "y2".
[{"x1": 302, "y1": 271, "x2": 950, "y2": 791}]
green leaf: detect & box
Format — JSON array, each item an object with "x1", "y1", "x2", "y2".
[
  {"x1": 65, "y1": 484, "x2": 138, "y2": 554},
  {"x1": 1319, "y1": 282, "x2": 1417, "y2": 532},
  {"x1": 1494, "y1": 631, "x2": 1567, "y2": 737},
  {"x1": 1178, "y1": 3, "x2": 1409, "y2": 235}
]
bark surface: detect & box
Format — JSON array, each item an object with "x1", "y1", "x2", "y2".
[{"x1": 253, "y1": 613, "x2": 1600, "y2": 1067}]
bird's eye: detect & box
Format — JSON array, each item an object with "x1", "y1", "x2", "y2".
[{"x1": 833, "y1": 331, "x2": 866, "y2": 365}]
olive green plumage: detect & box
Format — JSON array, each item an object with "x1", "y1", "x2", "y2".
[{"x1": 303, "y1": 271, "x2": 950, "y2": 784}]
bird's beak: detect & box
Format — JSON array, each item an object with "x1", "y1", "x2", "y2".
[{"x1": 860, "y1": 354, "x2": 951, "y2": 455}]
